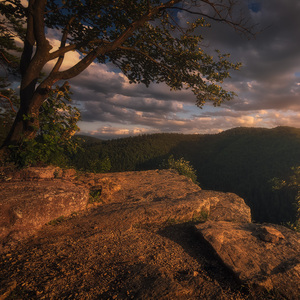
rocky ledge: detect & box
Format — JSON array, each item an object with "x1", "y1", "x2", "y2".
[{"x1": 0, "y1": 167, "x2": 299, "y2": 299}]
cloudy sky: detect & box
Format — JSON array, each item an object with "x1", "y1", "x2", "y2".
[{"x1": 49, "y1": 0, "x2": 300, "y2": 139}]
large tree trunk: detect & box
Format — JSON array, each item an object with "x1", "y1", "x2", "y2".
[
  {"x1": 1, "y1": 90, "x2": 48, "y2": 147},
  {"x1": 0, "y1": 0, "x2": 52, "y2": 149}
]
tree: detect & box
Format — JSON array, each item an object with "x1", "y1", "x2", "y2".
[
  {"x1": 0, "y1": 0, "x2": 253, "y2": 149},
  {"x1": 7, "y1": 83, "x2": 81, "y2": 167}
]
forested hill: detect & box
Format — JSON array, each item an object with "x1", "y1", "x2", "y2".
[{"x1": 72, "y1": 126, "x2": 300, "y2": 224}]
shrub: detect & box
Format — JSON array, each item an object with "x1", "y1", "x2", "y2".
[{"x1": 163, "y1": 155, "x2": 198, "y2": 184}]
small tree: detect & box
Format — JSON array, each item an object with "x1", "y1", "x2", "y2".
[
  {"x1": 272, "y1": 166, "x2": 300, "y2": 232},
  {"x1": 0, "y1": 0, "x2": 254, "y2": 150},
  {"x1": 163, "y1": 155, "x2": 198, "y2": 184},
  {"x1": 8, "y1": 83, "x2": 81, "y2": 167}
]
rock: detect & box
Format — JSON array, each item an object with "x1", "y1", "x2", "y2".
[
  {"x1": 0, "y1": 166, "x2": 78, "y2": 181},
  {"x1": 1, "y1": 167, "x2": 296, "y2": 299},
  {"x1": 0, "y1": 166, "x2": 60, "y2": 181},
  {"x1": 0, "y1": 280, "x2": 17, "y2": 300},
  {"x1": 83, "y1": 170, "x2": 250, "y2": 226},
  {"x1": 87, "y1": 192, "x2": 211, "y2": 232},
  {"x1": 80, "y1": 170, "x2": 251, "y2": 229},
  {"x1": 19, "y1": 166, "x2": 59, "y2": 180},
  {"x1": 196, "y1": 190, "x2": 251, "y2": 223},
  {"x1": 196, "y1": 220, "x2": 300, "y2": 298},
  {"x1": 0, "y1": 165, "x2": 17, "y2": 182},
  {"x1": 0, "y1": 180, "x2": 89, "y2": 248},
  {"x1": 62, "y1": 168, "x2": 77, "y2": 179},
  {"x1": 256, "y1": 225, "x2": 285, "y2": 243},
  {"x1": 92, "y1": 169, "x2": 202, "y2": 204},
  {"x1": 0, "y1": 169, "x2": 251, "y2": 248}
]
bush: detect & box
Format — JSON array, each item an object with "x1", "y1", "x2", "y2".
[{"x1": 163, "y1": 155, "x2": 198, "y2": 184}]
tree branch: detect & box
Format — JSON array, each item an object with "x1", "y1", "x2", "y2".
[
  {"x1": 0, "y1": 93, "x2": 17, "y2": 113},
  {"x1": 108, "y1": 0, "x2": 181, "y2": 50},
  {"x1": 0, "y1": 52, "x2": 11, "y2": 64},
  {"x1": 51, "y1": 47, "x2": 104, "y2": 81},
  {"x1": 51, "y1": 1, "x2": 182, "y2": 81},
  {"x1": 48, "y1": 43, "x2": 79, "y2": 61},
  {"x1": 32, "y1": 0, "x2": 51, "y2": 50},
  {"x1": 20, "y1": 0, "x2": 35, "y2": 77},
  {"x1": 167, "y1": 2, "x2": 256, "y2": 37},
  {"x1": 51, "y1": 16, "x2": 76, "y2": 73}
]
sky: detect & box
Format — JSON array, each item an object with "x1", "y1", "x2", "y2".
[{"x1": 47, "y1": 0, "x2": 300, "y2": 139}]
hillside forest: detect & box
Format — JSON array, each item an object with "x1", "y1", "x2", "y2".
[{"x1": 70, "y1": 126, "x2": 300, "y2": 226}]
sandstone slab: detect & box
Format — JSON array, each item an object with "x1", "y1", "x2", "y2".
[
  {"x1": 196, "y1": 220, "x2": 300, "y2": 298},
  {"x1": 88, "y1": 170, "x2": 251, "y2": 224},
  {"x1": 0, "y1": 169, "x2": 251, "y2": 249},
  {"x1": 0, "y1": 180, "x2": 89, "y2": 247}
]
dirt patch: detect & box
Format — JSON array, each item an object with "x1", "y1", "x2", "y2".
[{"x1": 0, "y1": 210, "x2": 250, "y2": 299}]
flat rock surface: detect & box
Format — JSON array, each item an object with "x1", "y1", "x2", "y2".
[
  {"x1": 87, "y1": 170, "x2": 251, "y2": 224},
  {"x1": 0, "y1": 168, "x2": 284, "y2": 299},
  {"x1": 0, "y1": 169, "x2": 251, "y2": 250},
  {"x1": 196, "y1": 220, "x2": 300, "y2": 299}
]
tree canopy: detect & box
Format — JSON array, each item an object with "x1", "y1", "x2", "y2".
[{"x1": 0, "y1": 0, "x2": 253, "y2": 149}]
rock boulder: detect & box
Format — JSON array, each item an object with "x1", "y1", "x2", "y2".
[
  {"x1": 0, "y1": 180, "x2": 89, "y2": 247},
  {"x1": 196, "y1": 220, "x2": 300, "y2": 298}
]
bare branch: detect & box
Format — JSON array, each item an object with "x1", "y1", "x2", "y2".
[
  {"x1": 0, "y1": 52, "x2": 11, "y2": 64},
  {"x1": 51, "y1": 16, "x2": 76, "y2": 73},
  {"x1": 0, "y1": 93, "x2": 17, "y2": 113},
  {"x1": 48, "y1": 43, "x2": 79, "y2": 61},
  {"x1": 167, "y1": 2, "x2": 256, "y2": 37}
]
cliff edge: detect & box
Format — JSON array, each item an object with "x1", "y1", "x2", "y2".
[{"x1": 0, "y1": 167, "x2": 299, "y2": 299}]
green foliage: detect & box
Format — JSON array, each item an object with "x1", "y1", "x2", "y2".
[
  {"x1": 191, "y1": 209, "x2": 209, "y2": 223},
  {"x1": 162, "y1": 155, "x2": 198, "y2": 184},
  {"x1": 89, "y1": 189, "x2": 103, "y2": 204},
  {"x1": 70, "y1": 139, "x2": 111, "y2": 173},
  {"x1": 0, "y1": 86, "x2": 19, "y2": 144},
  {"x1": 87, "y1": 156, "x2": 111, "y2": 173},
  {"x1": 8, "y1": 84, "x2": 81, "y2": 167},
  {"x1": 272, "y1": 166, "x2": 300, "y2": 232},
  {"x1": 37, "y1": 0, "x2": 243, "y2": 105},
  {"x1": 47, "y1": 216, "x2": 66, "y2": 226}
]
